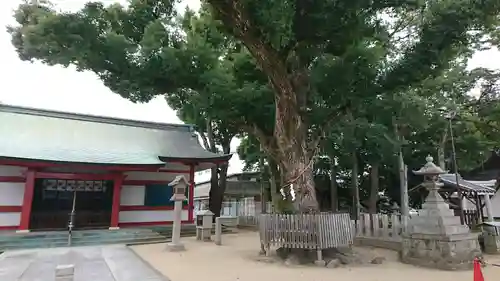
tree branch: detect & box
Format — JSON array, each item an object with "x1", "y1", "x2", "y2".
[{"x1": 242, "y1": 124, "x2": 280, "y2": 161}]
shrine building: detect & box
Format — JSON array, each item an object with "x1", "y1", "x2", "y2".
[{"x1": 0, "y1": 104, "x2": 231, "y2": 232}]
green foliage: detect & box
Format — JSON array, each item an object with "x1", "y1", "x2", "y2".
[{"x1": 8, "y1": 0, "x2": 500, "y2": 211}]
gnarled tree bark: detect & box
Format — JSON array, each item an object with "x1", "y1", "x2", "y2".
[{"x1": 209, "y1": 1, "x2": 319, "y2": 213}]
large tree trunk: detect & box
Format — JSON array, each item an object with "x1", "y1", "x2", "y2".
[
  {"x1": 394, "y1": 122, "x2": 409, "y2": 217},
  {"x1": 209, "y1": 0, "x2": 320, "y2": 213},
  {"x1": 351, "y1": 152, "x2": 361, "y2": 218},
  {"x1": 208, "y1": 167, "x2": 220, "y2": 216},
  {"x1": 259, "y1": 145, "x2": 267, "y2": 213},
  {"x1": 274, "y1": 93, "x2": 319, "y2": 213},
  {"x1": 329, "y1": 155, "x2": 338, "y2": 212},
  {"x1": 438, "y1": 126, "x2": 448, "y2": 170},
  {"x1": 268, "y1": 158, "x2": 280, "y2": 202},
  {"x1": 205, "y1": 117, "x2": 225, "y2": 217},
  {"x1": 209, "y1": 143, "x2": 230, "y2": 218},
  {"x1": 368, "y1": 163, "x2": 379, "y2": 214}
]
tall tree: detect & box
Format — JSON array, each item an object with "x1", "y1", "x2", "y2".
[{"x1": 9, "y1": 0, "x2": 500, "y2": 213}]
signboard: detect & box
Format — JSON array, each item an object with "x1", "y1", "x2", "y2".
[{"x1": 42, "y1": 179, "x2": 107, "y2": 192}]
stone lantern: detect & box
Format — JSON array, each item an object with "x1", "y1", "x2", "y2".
[
  {"x1": 400, "y1": 155, "x2": 481, "y2": 270},
  {"x1": 196, "y1": 209, "x2": 214, "y2": 241},
  {"x1": 166, "y1": 175, "x2": 188, "y2": 252}
]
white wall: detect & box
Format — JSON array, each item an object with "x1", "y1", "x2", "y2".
[
  {"x1": 194, "y1": 182, "x2": 210, "y2": 199},
  {"x1": 119, "y1": 170, "x2": 192, "y2": 225},
  {"x1": 121, "y1": 170, "x2": 191, "y2": 206},
  {"x1": 120, "y1": 185, "x2": 146, "y2": 206},
  {"x1": 0, "y1": 165, "x2": 25, "y2": 227},
  {"x1": 0, "y1": 182, "x2": 24, "y2": 206}
]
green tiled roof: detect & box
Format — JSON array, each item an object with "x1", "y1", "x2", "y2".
[{"x1": 0, "y1": 105, "x2": 231, "y2": 165}]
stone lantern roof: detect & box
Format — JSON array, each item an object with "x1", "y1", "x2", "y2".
[{"x1": 413, "y1": 155, "x2": 447, "y2": 176}]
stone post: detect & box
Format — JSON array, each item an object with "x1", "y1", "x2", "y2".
[
  {"x1": 55, "y1": 264, "x2": 74, "y2": 281},
  {"x1": 484, "y1": 194, "x2": 494, "y2": 222},
  {"x1": 166, "y1": 175, "x2": 187, "y2": 252},
  {"x1": 214, "y1": 217, "x2": 222, "y2": 245},
  {"x1": 483, "y1": 223, "x2": 500, "y2": 254}
]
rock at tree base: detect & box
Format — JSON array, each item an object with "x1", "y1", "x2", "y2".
[
  {"x1": 326, "y1": 259, "x2": 341, "y2": 268},
  {"x1": 370, "y1": 256, "x2": 385, "y2": 264},
  {"x1": 284, "y1": 255, "x2": 301, "y2": 266},
  {"x1": 274, "y1": 247, "x2": 384, "y2": 267}
]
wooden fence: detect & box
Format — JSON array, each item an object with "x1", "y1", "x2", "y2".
[
  {"x1": 355, "y1": 213, "x2": 409, "y2": 241},
  {"x1": 463, "y1": 210, "x2": 480, "y2": 228},
  {"x1": 259, "y1": 213, "x2": 354, "y2": 249}
]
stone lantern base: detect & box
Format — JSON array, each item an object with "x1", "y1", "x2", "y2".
[
  {"x1": 483, "y1": 233, "x2": 500, "y2": 254},
  {"x1": 166, "y1": 241, "x2": 186, "y2": 252},
  {"x1": 401, "y1": 233, "x2": 481, "y2": 270},
  {"x1": 402, "y1": 156, "x2": 483, "y2": 270}
]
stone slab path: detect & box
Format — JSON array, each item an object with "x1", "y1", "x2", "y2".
[{"x1": 0, "y1": 245, "x2": 169, "y2": 281}]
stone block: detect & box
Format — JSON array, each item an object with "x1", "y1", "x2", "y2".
[
  {"x1": 400, "y1": 235, "x2": 481, "y2": 270},
  {"x1": 483, "y1": 233, "x2": 500, "y2": 254},
  {"x1": 165, "y1": 242, "x2": 186, "y2": 252},
  {"x1": 55, "y1": 264, "x2": 74, "y2": 281}
]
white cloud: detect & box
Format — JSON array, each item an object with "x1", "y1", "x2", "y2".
[{"x1": 0, "y1": 0, "x2": 242, "y2": 176}]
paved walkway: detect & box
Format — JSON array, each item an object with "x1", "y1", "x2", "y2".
[{"x1": 0, "y1": 245, "x2": 169, "y2": 281}]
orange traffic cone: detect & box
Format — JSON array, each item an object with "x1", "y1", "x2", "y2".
[{"x1": 474, "y1": 258, "x2": 485, "y2": 281}]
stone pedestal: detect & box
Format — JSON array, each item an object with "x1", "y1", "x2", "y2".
[
  {"x1": 165, "y1": 242, "x2": 186, "y2": 252},
  {"x1": 196, "y1": 210, "x2": 213, "y2": 242},
  {"x1": 55, "y1": 264, "x2": 75, "y2": 281},
  {"x1": 400, "y1": 186, "x2": 481, "y2": 270},
  {"x1": 483, "y1": 233, "x2": 500, "y2": 254}
]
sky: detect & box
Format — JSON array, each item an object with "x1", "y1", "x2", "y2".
[{"x1": 0, "y1": 0, "x2": 499, "y2": 182}]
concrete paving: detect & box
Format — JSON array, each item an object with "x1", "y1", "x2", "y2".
[{"x1": 0, "y1": 245, "x2": 169, "y2": 281}]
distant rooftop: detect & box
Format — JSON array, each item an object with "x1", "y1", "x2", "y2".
[{"x1": 439, "y1": 173, "x2": 496, "y2": 195}]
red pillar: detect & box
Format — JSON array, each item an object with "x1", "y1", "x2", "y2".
[
  {"x1": 110, "y1": 174, "x2": 123, "y2": 229},
  {"x1": 18, "y1": 169, "x2": 36, "y2": 232},
  {"x1": 188, "y1": 164, "x2": 195, "y2": 223}
]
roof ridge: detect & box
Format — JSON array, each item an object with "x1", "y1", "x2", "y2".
[{"x1": 0, "y1": 103, "x2": 193, "y2": 132}]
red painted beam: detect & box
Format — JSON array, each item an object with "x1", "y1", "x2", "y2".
[
  {"x1": 122, "y1": 180, "x2": 170, "y2": 186},
  {"x1": 0, "y1": 206, "x2": 22, "y2": 212},
  {"x1": 119, "y1": 205, "x2": 189, "y2": 211},
  {"x1": 0, "y1": 158, "x2": 164, "y2": 172},
  {"x1": 110, "y1": 174, "x2": 123, "y2": 228},
  {"x1": 157, "y1": 169, "x2": 191, "y2": 174},
  {"x1": 0, "y1": 225, "x2": 19, "y2": 230},
  {"x1": 0, "y1": 176, "x2": 25, "y2": 183},
  {"x1": 19, "y1": 169, "x2": 35, "y2": 231},
  {"x1": 188, "y1": 164, "x2": 195, "y2": 222},
  {"x1": 118, "y1": 220, "x2": 191, "y2": 227},
  {"x1": 35, "y1": 172, "x2": 121, "y2": 181}
]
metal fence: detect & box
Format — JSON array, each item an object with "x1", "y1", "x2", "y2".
[{"x1": 259, "y1": 213, "x2": 354, "y2": 249}]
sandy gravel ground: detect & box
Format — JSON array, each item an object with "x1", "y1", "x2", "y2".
[{"x1": 131, "y1": 231, "x2": 500, "y2": 281}]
